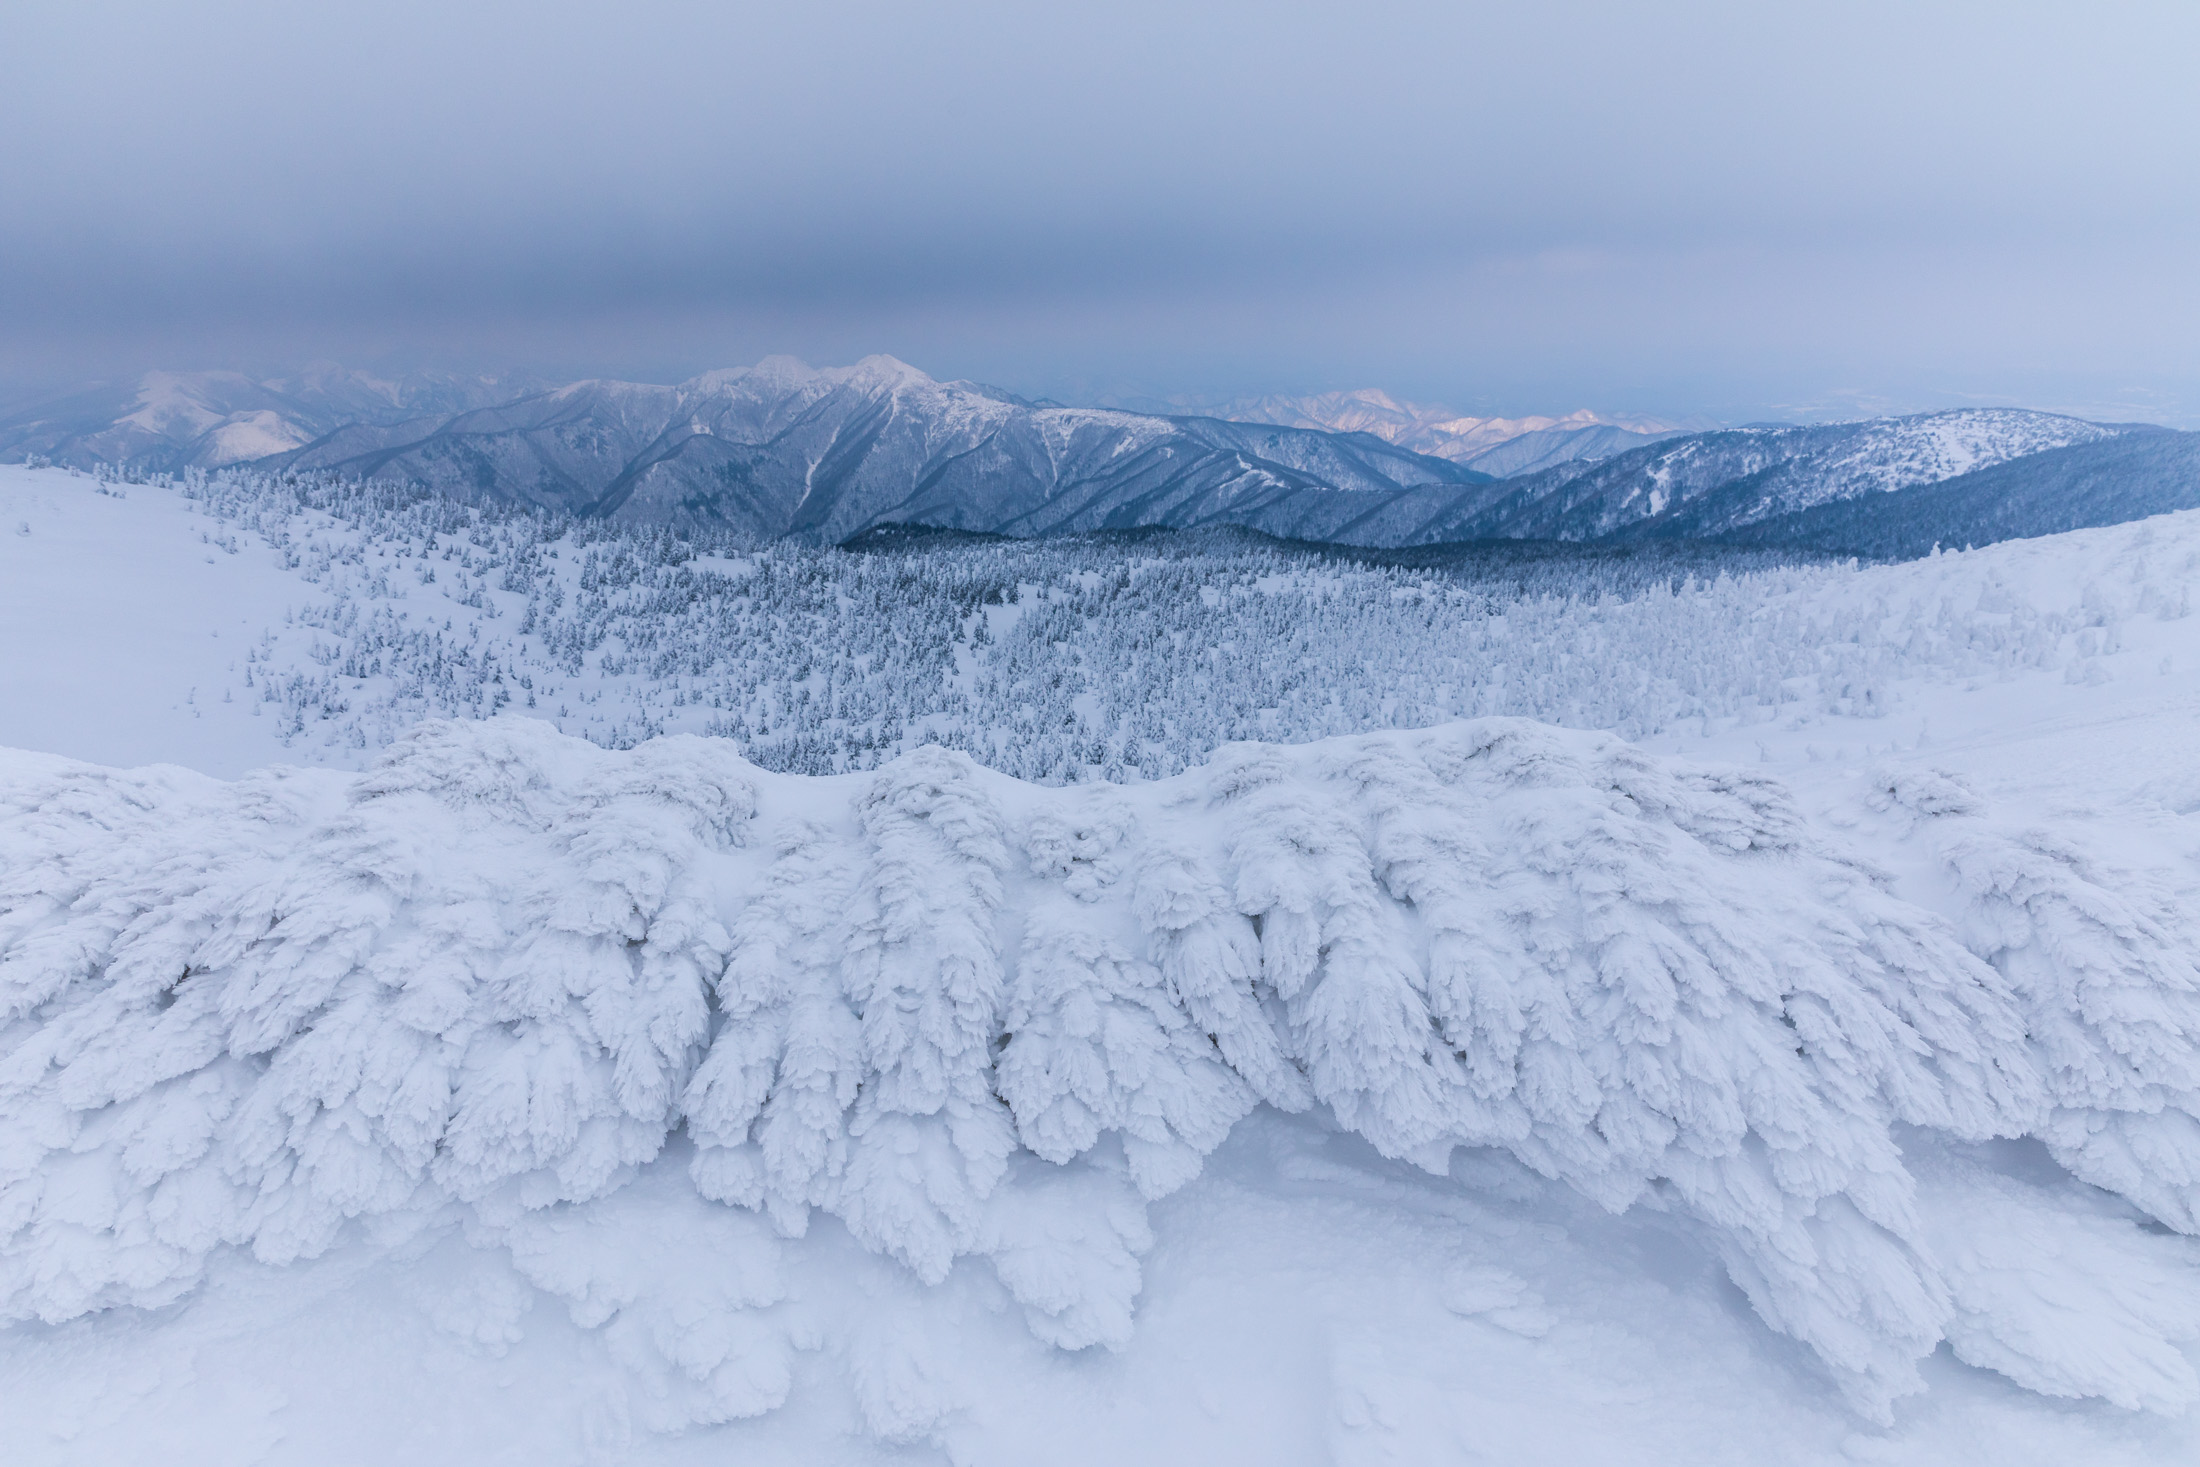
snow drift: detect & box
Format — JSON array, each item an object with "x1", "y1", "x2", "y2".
[{"x1": 4, "y1": 717, "x2": 2199, "y2": 1423}]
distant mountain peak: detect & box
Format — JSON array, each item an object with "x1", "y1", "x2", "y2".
[{"x1": 1192, "y1": 390, "x2": 1691, "y2": 471}]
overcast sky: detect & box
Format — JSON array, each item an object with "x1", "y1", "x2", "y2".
[{"x1": 3, "y1": 1, "x2": 2196, "y2": 421}]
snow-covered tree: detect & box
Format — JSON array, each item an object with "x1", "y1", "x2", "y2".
[{"x1": 10, "y1": 715, "x2": 2200, "y2": 1417}]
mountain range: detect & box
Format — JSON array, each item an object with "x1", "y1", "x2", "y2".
[
  {"x1": 2, "y1": 358, "x2": 2189, "y2": 557},
  {"x1": 0, "y1": 365, "x2": 543, "y2": 470},
  {"x1": 1306, "y1": 408, "x2": 2149, "y2": 546},
  {"x1": 1190, "y1": 389, "x2": 1691, "y2": 474},
  {"x1": 266, "y1": 358, "x2": 1497, "y2": 540}
]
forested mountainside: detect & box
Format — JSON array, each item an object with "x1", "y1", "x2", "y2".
[
  {"x1": 1717, "y1": 430, "x2": 2200, "y2": 559},
  {"x1": 3, "y1": 359, "x2": 1487, "y2": 542},
  {"x1": 1448, "y1": 420, "x2": 1680, "y2": 476},
  {"x1": 7, "y1": 363, "x2": 2176, "y2": 557},
  {"x1": 1301, "y1": 410, "x2": 2149, "y2": 545},
  {"x1": 0, "y1": 460, "x2": 2178, "y2": 787},
  {"x1": 257, "y1": 359, "x2": 1486, "y2": 540},
  {"x1": 264, "y1": 391, "x2": 2174, "y2": 554}
]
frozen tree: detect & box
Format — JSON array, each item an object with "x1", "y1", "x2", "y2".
[
  {"x1": 80, "y1": 462, "x2": 2171, "y2": 785},
  {"x1": 1872, "y1": 764, "x2": 2200, "y2": 1233},
  {"x1": 9, "y1": 716, "x2": 2200, "y2": 1417}
]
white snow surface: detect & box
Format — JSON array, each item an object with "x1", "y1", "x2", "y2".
[{"x1": 3, "y1": 464, "x2": 2200, "y2": 1463}]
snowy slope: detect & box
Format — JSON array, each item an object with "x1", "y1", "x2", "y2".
[
  {"x1": 1574, "y1": 409, "x2": 2130, "y2": 531},
  {"x1": 0, "y1": 470, "x2": 311, "y2": 771},
  {"x1": 1452, "y1": 419, "x2": 1683, "y2": 477},
  {"x1": 0, "y1": 368, "x2": 541, "y2": 472},
  {"x1": 10, "y1": 368, "x2": 1515, "y2": 543},
  {"x1": 1725, "y1": 430, "x2": 2200, "y2": 559},
  {"x1": 1313, "y1": 409, "x2": 2150, "y2": 547},
  {"x1": 4, "y1": 464, "x2": 2200, "y2": 1464},
  {"x1": 1200, "y1": 389, "x2": 1683, "y2": 468}
]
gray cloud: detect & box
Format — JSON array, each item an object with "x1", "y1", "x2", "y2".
[{"x1": 4, "y1": 0, "x2": 2196, "y2": 420}]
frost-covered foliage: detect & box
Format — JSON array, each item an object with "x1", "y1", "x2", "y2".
[
  {"x1": 0, "y1": 723, "x2": 750, "y2": 1318},
  {"x1": 110, "y1": 465, "x2": 2192, "y2": 784},
  {"x1": 1872, "y1": 765, "x2": 2200, "y2": 1238},
  {"x1": 8, "y1": 717, "x2": 2200, "y2": 1421}
]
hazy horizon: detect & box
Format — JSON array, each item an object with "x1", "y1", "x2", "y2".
[
  {"x1": 1, "y1": 353, "x2": 2181, "y2": 436},
  {"x1": 5, "y1": 1, "x2": 2197, "y2": 426}
]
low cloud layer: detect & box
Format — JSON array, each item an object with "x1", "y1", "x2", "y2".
[{"x1": 4, "y1": 1, "x2": 2195, "y2": 420}]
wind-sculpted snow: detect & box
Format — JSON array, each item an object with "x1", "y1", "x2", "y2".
[
  {"x1": 5, "y1": 718, "x2": 2200, "y2": 1424},
  {"x1": 0, "y1": 724, "x2": 750, "y2": 1312},
  {"x1": 1872, "y1": 766, "x2": 2200, "y2": 1237}
]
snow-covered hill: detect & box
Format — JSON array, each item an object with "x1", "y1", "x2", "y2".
[
  {"x1": 0, "y1": 458, "x2": 2190, "y2": 784},
  {"x1": 4, "y1": 460, "x2": 2200, "y2": 1463},
  {"x1": 1448, "y1": 419, "x2": 1683, "y2": 477},
  {"x1": 1197, "y1": 389, "x2": 1684, "y2": 470},
  {"x1": 1570, "y1": 409, "x2": 2137, "y2": 534},
  {"x1": 0, "y1": 367, "x2": 542, "y2": 471},
  {"x1": 0, "y1": 462, "x2": 2117, "y2": 782},
  {"x1": 1725, "y1": 429, "x2": 2200, "y2": 559},
  {"x1": 1317, "y1": 409, "x2": 2159, "y2": 546}
]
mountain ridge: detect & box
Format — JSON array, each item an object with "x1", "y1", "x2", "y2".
[
  {"x1": 3, "y1": 359, "x2": 2180, "y2": 554},
  {"x1": 1168, "y1": 388, "x2": 1696, "y2": 474},
  {"x1": 0, "y1": 365, "x2": 545, "y2": 470},
  {"x1": 1278, "y1": 409, "x2": 2164, "y2": 550},
  {"x1": 1715, "y1": 429, "x2": 2200, "y2": 559},
  {"x1": 255, "y1": 356, "x2": 1498, "y2": 542}
]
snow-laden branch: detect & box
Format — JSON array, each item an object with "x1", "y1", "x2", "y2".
[{"x1": 4, "y1": 718, "x2": 2198, "y2": 1419}]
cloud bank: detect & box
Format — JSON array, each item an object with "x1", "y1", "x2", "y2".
[{"x1": 3, "y1": 1, "x2": 2195, "y2": 419}]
